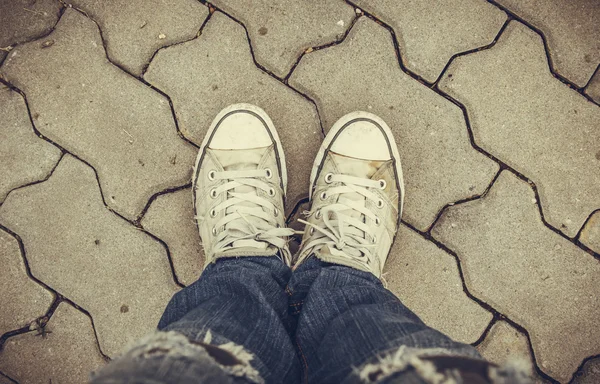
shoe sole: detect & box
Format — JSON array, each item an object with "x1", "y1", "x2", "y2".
[
  {"x1": 193, "y1": 103, "x2": 288, "y2": 214},
  {"x1": 309, "y1": 111, "x2": 405, "y2": 216}
]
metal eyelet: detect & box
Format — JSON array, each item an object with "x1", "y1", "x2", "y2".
[
  {"x1": 210, "y1": 209, "x2": 217, "y2": 217},
  {"x1": 212, "y1": 227, "x2": 218, "y2": 235},
  {"x1": 265, "y1": 168, "x2": 273, "y2": 179},
  {"x1": 309, "y1": 227, "x2": 315, "y2": 235},
  {"x1": 324, "y1": 173, "x2": 333, "y2": 183},
  {"x1": 274, "y1": 208, "x2": 279, "y2": 216},
  {"x1": 268, "y1": 187, "x2": 276, "y2": 197},
  {"x1": 210, "y1": 188, "x2": 218, "y2": 198},
  {"x1": 320, "y1": 191, "x2": 327, "y2": 200},
  {"x1": 379, "y1": 179, "x2": 387, "y2": 190},
  {"x1": 208, "y1": 170, "x2": 216, "y2": 181},
  {"x1": 377, "y1": 199, "x2": 384, "y2": 208},
  {"x1": 372, "y1": 235, "x2": 377, "y2": 243},
  {"x1": 315, "y1": 210, "x2": 321, "y2": 219},
  {"x1": 375, "y1": 217, "x2": 381, "y2": 226}
]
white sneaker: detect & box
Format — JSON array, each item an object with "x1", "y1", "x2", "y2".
[
  {"x1": 295, "y1": 111, "x2": 404, "y2": 278},
  {"x1": 193, "y1": 104, "x2": 294, "y2": 266}
]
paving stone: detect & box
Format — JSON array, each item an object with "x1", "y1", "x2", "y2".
[
  {"x1": 67, "y1": 0, "x2": 208, "y2": 76},
  {"x1": 0, "y1": 373, "x2": 14, "y2": 384},
  {"x1": 496, "y1": 0, "x2": 600, "y2": 87},
  {"x1": 0, "y1": 302, "x2": 106, "y2": 384},
  {"x1": 585, "y1": 70, "x2": 600, "y2": 104},
  {"x1": 477, "y1": 321, "x2": 551, "y2": 384},
  {"x1": 289, "y1": 17, "x2": 498, "y2": 231},
  {"x1": 141, "y1": 188, "x2": 203, "y2": 286},
  {"x1": 352, "y1": 0, "x2": 506, "y2": 83},
  {"x1": 383, "y1": 225, "x2": 492, "y2": 344},
  {"x1": 573, "y1": 357, "x2": 600, "y2": 384},
  {"x1": 439, "y1": 21, "x2": 600, "y2": 238},
  {"x1": 0, "y1": 155, "x2": 179, "y2": 357},
  {"x1": 0, "y1": 9, "x2": 196, "y2": 221},
  {"x1": 211, "y1": 0, "x2": 355, "y2": 78},
  {"x1": 0, "y1": 88, "x2": 62, "y2": 203},
  {"x1": 0, "y1": 228, "x2": 54, "y2": 336},
  {"x1": 431, "y1": 171, "x2": 600, "y2": 382},
  {"x1": 579, "y1": 211, "x2": 600, "y2": 255},
  {"x1": 145, "y1": 12, "x2": 322, "y2": 212},
  {"x1": 0, "y1": 0, "x2": 61, "y2": 50}
]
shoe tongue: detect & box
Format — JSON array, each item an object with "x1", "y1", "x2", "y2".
[
  {"x1": 329, "y1": 151, "x2": 386, "y2": 221},
  {"x1": 210, "y1": 147, "x2": 272, "y2": 251}
]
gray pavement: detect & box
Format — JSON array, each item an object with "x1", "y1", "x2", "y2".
[{"x1": 1, "y1": 1, "x2": 599, "y2": 383}]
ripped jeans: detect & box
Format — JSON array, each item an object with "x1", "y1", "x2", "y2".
[{"x1": 91, "y1": 257, "x2": 527, "y2": 384}]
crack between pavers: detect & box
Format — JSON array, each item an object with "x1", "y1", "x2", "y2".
[
  {"x1": 3, "y1": 1, "x2": 596, "y2": 380},
  {"x1": 485, "y1": 0, "x2": 600, "y2": 106},
  {"x1": 574, "y1": 208, "x2": 600, "y2": 242},
  {"x1": 1, "y1": 10, "x2": 199, "y2": 290},
  {"x1": 198, "y1": 1, "x2": 328, "y2": 138},
  {"x1": 65, "y1": 5, "x2": 200, "y2": 150},
  {"x1": 338, "y1": 6, "x2": 599, "y2": 376},
  {"x1": 470, "y1": 315, "x2": 498, "y2": 348},
  {"x1": 0, "y1": 2, "x2": 66, "y2": 69},
  {"x1": 0, "y1": 80, "x2": 185, "y2": 344},
  {"x1": 0, "y1": 370, "x2": 18, "y2": 384},
  {"x1": 0, "y1": 224, "x2": 110, "y2": 362},
  {"x1": 282, "y1": 11, "x2": 361, "y2": 83},
  {"x1": 341, "y1": 3, "x2": 599, "y2": 260},
  {"x1": 139, "y1": 3, "x2": 213, "y2": 78},
  {"x1": 582, "y1": 62, "x2": 600, "y2": 94},
  {"x1": 402, "y1": 220, "x2": 560, "y2": 384}
]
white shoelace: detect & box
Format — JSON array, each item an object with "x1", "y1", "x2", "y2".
[
  {"x1": 298, "y1": 173, "x2": 386, "y2": 269},
  {"x1": 208, "y1": 168, "x2": 294, "y2": 260}
]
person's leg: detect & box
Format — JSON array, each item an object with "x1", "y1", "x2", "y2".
[
  {"x1": 289, "y1": 112, "x2": 492, "y2": 384},
  {"x1": 158, "y1": 256, "x2": 299, "y2": 383},
  {"x1": 288, "y1": 258, "x2": 483, "y2": 383},
  {"x1": 91, "y1": 104, "x2": 301, "y2": 384},
  {"x1": 93, "y1": 257, "x2": 296, "y2": 384}
]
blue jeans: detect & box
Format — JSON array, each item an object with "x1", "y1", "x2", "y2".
[{"x1": 91, "y1": 257, "x2": 523, "y2": 384}]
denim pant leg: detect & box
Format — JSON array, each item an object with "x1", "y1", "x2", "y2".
[
  {"x1": 287, "y1": 258, "x2": 482, "y2": 384},
  {"x1": 157, "y1": 256, "x2": 302, "y2": 384}
]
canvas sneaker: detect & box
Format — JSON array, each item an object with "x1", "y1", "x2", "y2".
[
  {"x1": 295, "y1": 111, "x2": 404, "y2": 278},
  {"x1": 193, "y1": 104, "x2": 294, "y2": 266}
]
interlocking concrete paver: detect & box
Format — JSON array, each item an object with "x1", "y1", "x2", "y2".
[
  {"x1": 0, "y1": 155, "x2": 179, "y2": 357},
  {"x1": 145, "y1": 12, "x2": 322, "y2": 211},
  {"x1": 289, "y1": 17, "x2": 498, "y2": 230},
  {"x1": 0, "y1": 373, "x2": 14, "y2": 384},
  {"x1": 439, "y1": 21, "x2": 600, "y2": 238},
  {"x1": 141, "y1": 188, "x2": 203, "y2": 286},
  {"x1": 0, "y1": 302, "x2": 106, "y2": 384},
  {"x1": 477, "y1": 321, "x2": 551, "y2": 384},
  {"x1": 579, "y1": 211, "x2": 600, "y2": 255},
  {"x1": 210, "y1": 0, "x2": 355, "y2": 78},
  {"x1": 384, "y1": 225, "x2": 491, "y2": 344},
  {"x1": 67, "y1": 0, "x2": 208, "y2": 76},
  {"x1": 0, "y1": 228, "x2": 54, "y2": 336},
  {"x1": 573, "y1": 358, "x2": 600, "y2": 384},
  {"x1": 496, "y1": 0, "x2": 600, "y2": 87},
  {"x1": 352, "y1": 0, "x2": 506, "y2": 83},
  {"x1": 0, "y1": 9, "x2": 196, "y2": 221},
  {"x1": 0, "y1": 0, "x2": 61, "y2": 62},
  {"x1": 431, "y1": 171, "x2": 600, "y2": 382},
  {"x1": 585, "y1": 70, "x2": 600, "y2": 104},
  {"x1": 0, "y1": 88, "x2": 62, "y2": 203}
]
